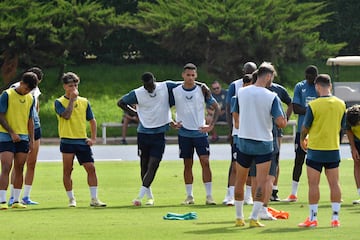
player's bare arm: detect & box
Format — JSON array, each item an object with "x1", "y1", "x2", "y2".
[
  {"x1": 293, "y1": 103, "x2": 307, "y2": 115},
  {"x1": 0, "y1": 112, "x2": 20, "y2": 142},
  {"x1": 60, "y1": 98, "x2": 76, "y2": 120},
  {"x1": 86, "y1": 118, "x2": 97, "y2": 146},
  {"x1": 300, "y1": 126, "x2": 309, "y2": 151},
  {"x1": 347, "y1": 129, "x2": 360, "y2": 161},
  {"x1": 275, "y1": 114, "x2": 287, "y2": 129},
  {"x1": 117, "y1": 99, "x2": 137, "y2": 117},
  {"x1": 27, "y1": 117, "x2": 35, "y2": 152},
  {"x1": 170, "y1": 120, "x2": 182, "y2": 130},
  {"x1": 200, "y1": 101, "x2": 220, "y2": 133}
]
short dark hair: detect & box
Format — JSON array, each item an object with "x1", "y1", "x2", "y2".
[
  {"x1": 183, "y1": 63, "x2": 197, "y2": 71},
  {"x1": 243, "y1": 62, "x2": 257, "y2": 74},
  {"x1": 257, "y1": 62, "x2": 276, "y2": 77},
  {"x1": 62, "y1": 72, "x2": 80, "y2": 84},
  {"x1": 27, "y1": 67, "x2": 43, "y2": 81},
  {"x1": 305, "y1": 65, "x2": 318, "y2": 76},
  {"x1": 305, "y1": 65, "x2": 318, "y2": 82},
  {"x1": 141, "y1": 72, "x2": 155, "y2": 82},
  {"x1": 347, "y1": 104, "x2": 360, "y2": 126},
  {"x1": 314, "y1": 74, "x2": 331, "y2": 87},
  {"x1": 243, "y1": 74, "x2": 253, "y2": 84},
  {"x1": 22, "y1": 72, "x2": 38, "y2": 90}
]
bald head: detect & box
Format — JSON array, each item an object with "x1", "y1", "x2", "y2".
[{"x1": 243, "y1": 62, "x2": 257, "y2": 74}]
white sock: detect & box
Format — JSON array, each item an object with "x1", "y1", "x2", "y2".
[
  {"x1": 23, "y1": 184, "x2": 32, "y2": 198},
  {"x1": 244, "y1": 185, "x2": 252, "y2": 200},
  {"x1": 204, "y1": 182, "x2": 212, "y2": 197},
  {"x1": 185, "y1": 184, "x2": 193, "y2": 197},
  {"x1": 66, "y1": 190, "x2": 75, "y2": 200},
  {"x1": 309, "y1": 204, "x2": 318, "y2": 221},
  {"x1": 137, "y1": 186, "x2": 148, "y2": 199},
  {"x1": 90, "y1": 186, "x2": 98, "y2": 199},
  {"x1": 357, "y1": 188, "x2": 360, "y2": 196},
  {"x1": 331, "y1": 202, "x2": 341, "y2": 221},
  {"x1": 272, "y1": 185, "x2": 278, "y2": 191},
  {"x1": 9, "y1": 184, "x2": 14, "y2": 198},
  {"x1": 13, "y1": 189, "x2": 21, "y2": 202},
  {"x1": 0, "y1": 190, "x2": 6, "y2": 203},
  {"x1": 235, "y1": 200, "x2": 244, "y2": 219},
  {"x1": 224, "y1": 187, "x2": 231, "y2": 199},
  {"x1": 291, "y1": 181, "x2": 299, "y2": 195},
  {"x1": 250, "y1": 201, "x2": 263, "y2": 220},
  {"x1": 229, "y1": 186, "x2": 235, "y2": 199},
  {"x1": 146, "y1": 187, "x2": 154, "y2": 199}
]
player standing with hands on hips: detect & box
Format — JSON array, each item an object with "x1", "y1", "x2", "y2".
[{"x1": 172, "y1": 63, "x2": 220, "y2": 205}]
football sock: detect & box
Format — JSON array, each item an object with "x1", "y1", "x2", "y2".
[
  {"x1": 23, "y1": 184, "x2": 32, "y2": 198},
  {"x1": 331, "y1": 202, "x2": 340, "y2": 221},
  {"x1": 138, "y1": 186, "x2": 147, "y2": 199},
  {"x1": 250, "y1": 201, "x2": 263, "y2": 220},
  {"x1": 0, "y1": 190, "x2": 6, "y2": 202},
  {"x1": 13, "y1": 189, "x2": 21, "y2": 202},
  {"x1": 229, "y1": 186, "x2": 235, "y2": 199},
  {"x1": 234, "y1": 200, "x2": 244, "y2": 220},
  {"x1": 90, "y1": 186, "x2": 98, "y2": 199},
  {"x1": 309, "y1": 204, "x2": 318, "y2": 221},
  {"x1": 146, "y1": 187, "x2": 154, "y2": 199},
  {"x1": 204, "y1": 182, "x2": 212, "y2": 196},
  {"x1": 67, "y1": 190, "x2": 75, "y2": 200},
  {"x1": 291, "y1": 181, "x2": 299, "y2": 195},
  {"x1": 185, "y1": 184, "x2": 193, "y2": 197}
]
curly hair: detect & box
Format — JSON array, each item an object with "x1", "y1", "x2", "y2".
[{"x1": 346, "y1": 104, "x2": 360, "y2": 127}]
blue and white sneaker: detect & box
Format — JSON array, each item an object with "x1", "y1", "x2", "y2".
[
  {"x1": 21, "y1": 196, "x2": 39, "y2": 205},
  {"x1": 8, "y1": 197, "x2": 14, "y2": 207}
]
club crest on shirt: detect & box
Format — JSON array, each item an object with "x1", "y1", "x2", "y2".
[{"x1": 19, "y1": 99, "x2": 26, "y2": 103}]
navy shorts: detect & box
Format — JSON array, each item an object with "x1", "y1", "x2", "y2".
[
  {"x1": 306, "y1": 159, "x2": 340, "y2": 173},
  {"x1": 236, "y1": 150, "x2": 272, "y2": 168},
  {"x1": 35, "y1": 127, "x2": 42, "y2": 141},
  {"x1": 355, "y1": 141, "x2": 360, "y2": 152},
  {"x1": 0, "y1": 141, "x2": 29, "y2": 153},
  {"x1": 231, "y1": 143, "x2": 238, "y2": 162},
  {"x1": 178, "y1": 135, "x2": 210, "y2": 158},
  {"x1": 137, "y1": 132, "x2": 166, "y2": 159},
  {"x1": 249, "y1": 152, "x2": 278, "y2": 177},
  {"x1": 60, "y1": 143, "x2": 94, "y2": 165}
]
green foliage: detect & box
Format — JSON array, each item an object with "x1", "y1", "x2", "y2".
[
  {"x1": 299, "y1": 0, "x2": 360, "y2": 55},
  {"x1": 0, "y1": 0, "x2": 121, "y2": 67},
  {"x1": 126, "y1": 0, "x2": 345, "y2": 83}
]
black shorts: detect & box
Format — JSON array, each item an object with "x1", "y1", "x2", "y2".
[
  {"x1": 137, "y1": 132, "x2": 166, "y2": 159},
  {"x1": 236, "y1": 150, "x2": 272, "y2": 168},
  {"x1": 60, "y1": 143, "x2": 94, "y2": 165},
  {"x1": 35, "y1": 127, "x2": 42, "y2": 141},
  {"x1": 178, "y1": 135, "x2": 209, "y2": 158},
  {"x1": 0, "y1": 141, "x2": 29, "y2": 153},
  {"x1": 306, "y1": 159, "x2": 340, "y2": 173},
  {"x1": 249, "y1": 152, "x2": 278, "y2": 177}
]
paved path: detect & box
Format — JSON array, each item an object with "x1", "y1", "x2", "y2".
[{"x1": 38, "y1": 143, "x2": 353, "y2": 162}]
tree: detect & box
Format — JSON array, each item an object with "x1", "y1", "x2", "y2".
[
  {"x1": 298, "y1": 0, "x2": 360, "y2": 55},
  {"x1": 124, "y1": 0, "x2": 346, "y2": 83},
  {"x1": 0, "y1": 0, "x2": 121, "y2": 85}
]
